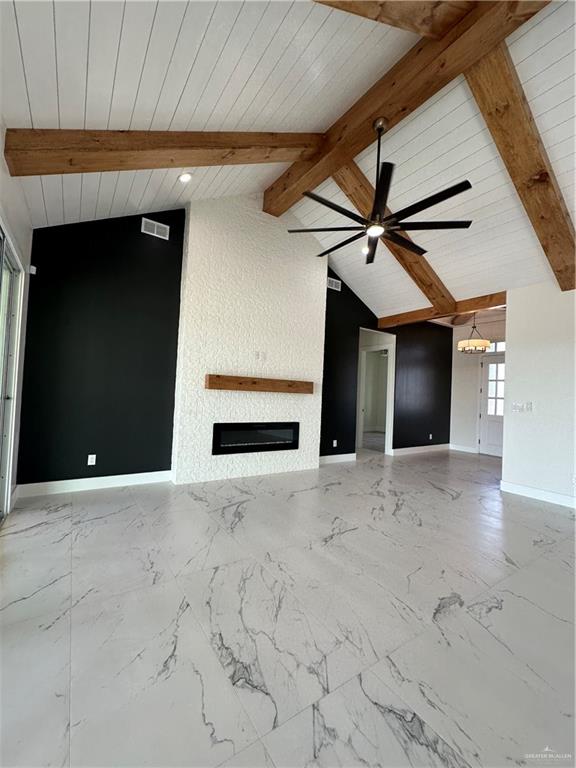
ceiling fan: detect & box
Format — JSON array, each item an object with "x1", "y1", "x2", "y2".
[{"x1": 288, "y1": 118, "x2": 473, "y2": 264}]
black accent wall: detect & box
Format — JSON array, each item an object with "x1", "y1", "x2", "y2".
[
  {"x1": 17, "y1": 209, "x2": 184, "y2": 484},
  {"x1": 389, "y1": 322, "x2": 453, "y2": 449},
  {"x1": 320, "y1": 269, "x2": 378, "y2": 456},
  {"x1": 320, "y1": 269, "x2": 453, "y2": 455}
]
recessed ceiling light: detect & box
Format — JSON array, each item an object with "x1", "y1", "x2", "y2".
[
  {"x1": 366, "y1": 224, "x2": 384, "y2": 237},
  {"x1": 179, "y1": 172, "x2": 192, "y2": 184},
  {"x1": 361, "y1": 245, "x2": 369, "y2": 255}
]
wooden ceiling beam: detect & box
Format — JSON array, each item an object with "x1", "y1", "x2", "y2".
[
  {"x1": 378, "y1": 291, "x2": 506, "y2": 328},
  {"x1": 332, "y1": 162, "x2": 455, "y2": 312},
  {"x1": 263, "y1": 1, "x2": 549, "y2": 217},
  {"x1": 465, "y1": 44, "x2": 575, "y2": 291},
  {"x1": 4, "y1": 129, "x2": 326, "y2": 177},
  {"x1": 315, "y1": 1, "x2": 476, "y2": 39}
]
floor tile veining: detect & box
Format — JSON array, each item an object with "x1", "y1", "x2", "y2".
[{"x1": 1, "y1": 451, "x2": 574, "y2": 767}]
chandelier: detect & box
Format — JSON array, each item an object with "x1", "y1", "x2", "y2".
[{"x1": 457, "y1": 313, "x2": 491, "y2": 354}]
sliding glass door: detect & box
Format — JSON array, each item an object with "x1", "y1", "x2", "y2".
[{"x1": 0, "y1": 231, "x2": 20, "y2": 521}]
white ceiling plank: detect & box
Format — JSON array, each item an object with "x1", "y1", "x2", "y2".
[
  {"x1": 274, "y1": 21, "x2": 389, "y2": 132},
  {"x1": 13, "y1": 0, "x2": 59, "y2": 128},
  {"x1": 148, "y1": 2, "x2": 217, "y2": 131},
  {"x1": 244, "y1": 8, "x2": 353, "y2": 131},
  {"x1": 41, "y1": 175, "x2": 64, "y2": 226},
  {"x1": 234, "y1": 4, "x2": 339, "y2": 131},
  {"x1": 62, "y1": 173, "x2": 82, "y2": 223},
  {"x1": 206, "y1": 2, "x2": 293, "y2": 131},
  {"x1": 138, "y1": 169, "x2": 169, "y2": 213},
  {"x1": 79, "y1": 172, "x2": 100, "y2": 222},
  {"x1": 185, "y1": 2, "x2": 270, "y2": 132},
  {"x1": 19, "y1": 177, "x2": 47, "y2": 228},
  {"x1": 124, "y1": 170, "x2": 154, "y2": 216},
  {"x1": 169, "y1": 2, "x2": 244, "y2": 131},
  {"x1": 0, "y1": 2, "x2": 32, "y2": 127},
  {"x1": 107, "y1": 1, "x2": 159, "y2": 130},
  {"x1": 109, "y1": 171, "x2": 137, "y2": 217},
  {"x1": 127, "y1": 1, "x2": 188, "y2": 130},
  {"x1": 217, "y1": 2, "x2": 315, "y2": 131},
  {"x1": 84, "y1": 1, "x2": 125, "y2": 129},
  {"x1": 54, "y1": 0, "x2": 90, "y2": 129},
  {"x1": 95, "y1": 171, "x2": 119, "y2": 221}
]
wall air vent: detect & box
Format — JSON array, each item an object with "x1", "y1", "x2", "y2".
[
  {"x1": 141, "y1": 217, "x2": 170, "y2": 240},
  {"x1": 327, "y1": 277, "x2": 341, "y2": 292}
]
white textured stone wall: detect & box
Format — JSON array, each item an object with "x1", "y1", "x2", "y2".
[{"x1": 171, "y1": 194, "x2": 327, "y2": 484}]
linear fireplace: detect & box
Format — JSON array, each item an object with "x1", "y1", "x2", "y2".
[{"x1": 212, "y1": 422, "x2": 299, "y2": 455}]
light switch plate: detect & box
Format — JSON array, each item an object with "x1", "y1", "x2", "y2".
[{"x1": 87, "y1": 454, "x2": 96, "y2": 466}]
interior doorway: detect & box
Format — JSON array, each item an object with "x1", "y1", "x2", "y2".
[
  {"x1": 359, "y1": 349, "x2": 388, "y2": 452},
  {"x1": 356, "y1": 328, "x2": 395, "y2": 455}
]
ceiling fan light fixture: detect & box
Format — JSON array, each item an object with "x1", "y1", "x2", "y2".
[
  {"x1": 366, "y1": 224, "x2": 384, "y2": 237},
  {"x1": 361, "y1": 245, "x2": 370, "y2": 255},
  {"x1": 457, "y1": 313, "x2": 491, "y2": 354}
]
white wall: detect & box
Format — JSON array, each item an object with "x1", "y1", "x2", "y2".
[
  {"x1": 501, "y1": 282, "x2": 575, "y2": 507},
  {"x1": 450, "y1": 316, "x2": 506, "y2": 452},
  {"x1": 171, "y1": 194, "x2": 327, "y2": 484}
]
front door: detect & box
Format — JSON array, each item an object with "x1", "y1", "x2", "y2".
[{"x1": 479, "y1": 353, "x2": 505, "y2": 457}]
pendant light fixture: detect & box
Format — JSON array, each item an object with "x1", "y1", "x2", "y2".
[{"x1": 457, "y1": 313, "x2": 491, "y2": 354}]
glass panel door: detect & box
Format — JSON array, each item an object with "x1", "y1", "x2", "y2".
[{"x1": 480, "y1": 352, "x2": 505, "y2": 457}]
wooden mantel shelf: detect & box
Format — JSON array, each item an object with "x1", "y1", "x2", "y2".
[{"x1": 205, "y1": 374, "x2": 314, "y2": 394}]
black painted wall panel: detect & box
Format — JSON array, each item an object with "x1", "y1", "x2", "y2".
[
  {"x1": 17, "y1": 209, "x2": 184, "y2": 483},
  {"x1": 320, "y1": 269, "x2": 378, "y2": 456},
  {"x1": 320, "y1": 270, "x2": 453, "y2": 455},
  {"x1": 389, "y1": 322, "x2": 453, "y2": 449}
]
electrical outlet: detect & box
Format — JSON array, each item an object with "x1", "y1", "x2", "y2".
[
  {"x1": 333, "y1": 439, "x2": 338, "y2": 448},
  {"x1": 87, "y1": 454, "x2": 96, "y2": 466},
  {"x1": 429, "y1": 433, "x2": 433, "y2": 440}
]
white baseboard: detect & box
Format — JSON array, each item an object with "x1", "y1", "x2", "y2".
[
  {"x1": 391, "y1": 444, "x2": 450, "y2": 456},
  {"x1": 449, "y1": 444, "x2": 480, "y2": 454},
  {"x1": 500, "y1": 481, "x2": 575, "y2": 510},
  {"x1": 319, "y1": 453, "x2": 357, "y2": 465},
  {"x1": 17, "y1": 470, "x2": 173, "y2": 498}
]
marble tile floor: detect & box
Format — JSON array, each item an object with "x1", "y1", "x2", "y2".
[{"x1": 0, "y1": 450, "x2": 574, "y2": 767}]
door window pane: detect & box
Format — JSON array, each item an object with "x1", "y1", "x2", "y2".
[
  {"x1": 497, "y1": 381, "x2": 505, "y2": 398},
  {"x1": 496, "y1": 341, "x2": 506, "y2": 352},
  {"x1": 488, "y1": 381, "x2": 496, "y2": 397},
  {"x1": 497, "y1": 363, "x2": 505, "y2": 380},
  {"x1": 496, "y1": 399, "x2": 504, "y2": 416},
  {"x1": 487, "y1": 399, "x2": 496, "y2": 416},
  {"x1": 489, "y1": 363, "x2": 497, "y2": 379}
]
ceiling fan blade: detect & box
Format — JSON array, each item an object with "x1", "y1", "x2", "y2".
[
  {"x1": 383, "y1": 180, "x2": 472, "y2": 224},
  {"x1": 315, "y1": 232, "x2": 366, "y2": 258},
  {"x1": 371, "y1": 162, "x2": 394, "y2": 220},
  {"x1": 288, "y1": 226, "x2": 365, "y2": 233},
  {"x1": 384, "y1": 231, "x2": 427, "y2": 256},
  {"x1": 391, "y1": 220, "x2": 472, "y2": 230},
  {"x1": 365, "y1": 237, "x2": 378, "y2": 264},
  {"x1": 304, "y1": 191, "x2": 369, "y2": 226}
]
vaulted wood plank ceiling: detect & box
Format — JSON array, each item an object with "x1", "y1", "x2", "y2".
[{"x1": 1, "y1": 0, "x2": 574, "y2": 321}]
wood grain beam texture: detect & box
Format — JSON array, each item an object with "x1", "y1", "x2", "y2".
[
  {"x1": 263, "y1": 1, "x2": 549, "y2": 217},
  {"x1": 4, "y1": 129, "x2": 325, "y2": 176},
  {"x1": 465, "y1": 44, "x2": 575, "y2": 291},
  {"x1": 315, "y1": 1, "x2": 476, "y2": 39},
  {"x1": 332, "y1": 162, "x2": 456, "y2": 312},
  {"x1": 378, "y1": 291, "x2": 507, "y2": 328}
]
